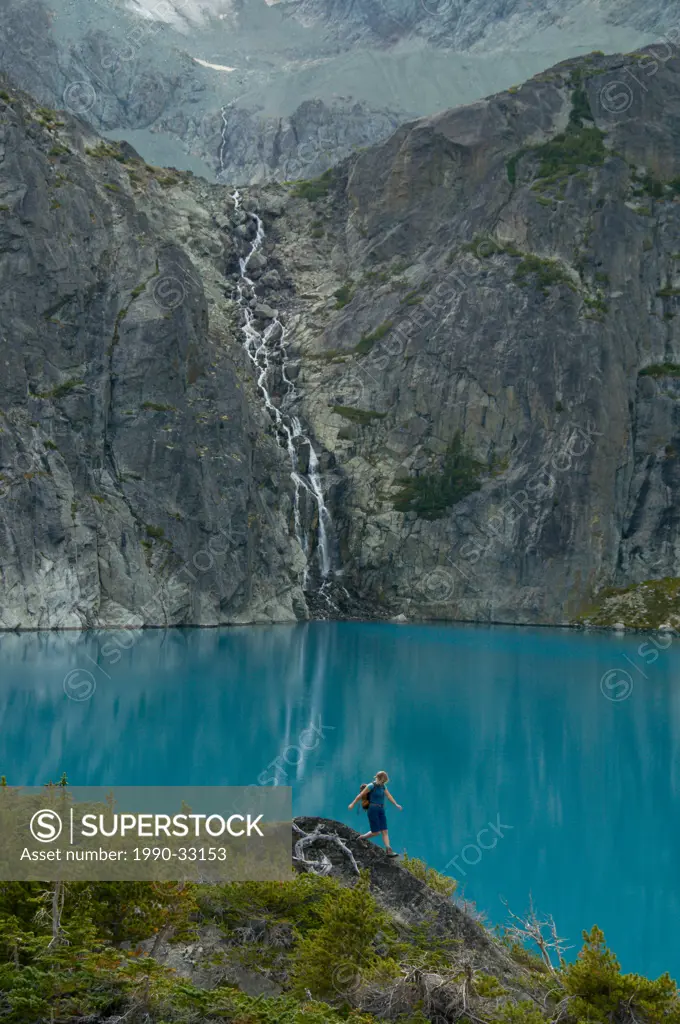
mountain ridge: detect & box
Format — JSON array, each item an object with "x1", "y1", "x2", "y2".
[{"x1": 0, "y1": 0, "x2": 656, "y2": 183}]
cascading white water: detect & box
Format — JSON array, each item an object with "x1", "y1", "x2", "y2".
[
  {"x1": 230, "y1": 189, "x2": 332, "y2": 588},
  {"x1": 218, "y1": 108, "x2": 230, "y2": 179}
]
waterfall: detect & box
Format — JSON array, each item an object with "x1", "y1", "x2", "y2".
[
  {"x1": 218, "y1": 107, "x2": 230, "y2": 179},
  {"x1": 230, "y1": 189, "x2": 333, "y2": 591}
]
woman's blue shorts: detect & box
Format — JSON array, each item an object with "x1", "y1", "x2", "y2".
[{"x1": 367, "y1": 805, "x2": 387, "y2": 832}]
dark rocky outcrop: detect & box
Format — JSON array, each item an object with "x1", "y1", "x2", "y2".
[
  {"x1": 141, "y1": 816, "x2": 549, "y2": 1016},
  {"x1": 292, "y1": 816, "x2": 496, "y2": 955}
]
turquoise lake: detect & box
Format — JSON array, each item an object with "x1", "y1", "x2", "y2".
[{"x1": 1, "y1": 621, "x2": 677, "y2": 978}]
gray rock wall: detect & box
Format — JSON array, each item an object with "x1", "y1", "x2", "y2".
[
  {"x1": 5, "y1": 46, "x2": 680, "y2": 629},
  {"x1": 0, "y1": 87, "x2": 306, "y2": 628}
]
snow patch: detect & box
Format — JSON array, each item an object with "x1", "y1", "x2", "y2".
[
  {"x1": 123, "y1": 0, "x2": 237, "y2": 30},
  {"x1": 193, "y1": 57, "x2": 237, "y2": 71}
]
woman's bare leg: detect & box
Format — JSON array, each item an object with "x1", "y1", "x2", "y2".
[{"x1": 381, "y1": 829, "x2": 391, "y2": 848}]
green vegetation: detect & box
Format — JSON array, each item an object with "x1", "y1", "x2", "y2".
[
  {"x1": 86, "y1": 142, "x2": 125, "y2": 160},
  {"x1": 43, "y1": 440, "x2": 58, "y2": 451},
  {"x1": 145, "y1": 525, "x2": 165, "y2": 540},
  {"x1": 48, "y1": 144, "x2": 70, "y2": 156},
  {"x1": 354, "y1": 321, "x2": 394, "y2": 355},
  {"x1": 637, "y1": 175, "x2": 664, "y2": 198},
  {"x1": 331, "y1": 405, "x2": 387, "y2": 424},
  {"x1": 400, "y1": 854, "x2": 457, "y2": 897},
  {"x1": 564, "y1": 926, "x2": 680, "y2": 1024},
  {"x1": 583, "y1": 290, "x2": 608, "y2": 317},
  {"x1": 103, "y1": 182, "x2": 121, "y2": 192},
  {"x1": 141, "y1": 401, "x2": 176, "y2": 412},
  {"x1": 578, "y1": 576, "x2": 680, "y2": 629},
  {"x1": 394, "y1": 432, "x2": 485, "y2": 520},
  {"x1": 656, "y1": 286, "x2": 680, "y2": 297},
  {"x1": 569, "y1": 87, "x2": 595, "y2": 125},
  {"x1": 290, "y1": 168, "x2": 334, "y2": 201},
  {"x1": 533, "y1": 123, "x2": 606, "y2": 181},
  {"x1": 334, "y1": 282, "x2": 354, "y2": 308},
  {"x1": 401, "y1": 289, "x2": 424, "y2": 305},
  {"x1": 513, "y1": 255, "x2": 577, "y2": 295},
  {"x1": 639, "y1": 363, "x2": 680, "y2": 377},
  {"x1": 290, "y1": 873, "x2": 400, "y2": 999},
  {"x1": 629, "y1": 169, "x2": 680, "y2": 201},
  {"x1": 33, "y1": 378, "x2": 84, "y2": 400},
  {"x1": 506, "y1": 149, "x2": 527, "y2": 185},
  {"x1": 512, "y1": 85, "x2": 606, "y2": 197},
  {"x1": 0, "y1": 805, "x2": 672, "y2": 1024}
]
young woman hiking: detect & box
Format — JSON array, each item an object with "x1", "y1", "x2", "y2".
[{"x1": 348, "y1": 770, "x2": 402, "y2": 857}]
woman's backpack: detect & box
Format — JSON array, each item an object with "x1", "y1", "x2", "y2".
[{"x1": 360, "y1": 783, "x2": 371, "y2": 810}]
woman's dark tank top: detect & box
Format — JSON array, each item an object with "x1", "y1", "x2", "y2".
[{"x1": 368, "y1": 783, "x2": 385, "y2": 806}]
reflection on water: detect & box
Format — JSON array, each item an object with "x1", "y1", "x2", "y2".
[{"x1": 1, "y1": 620, "x2": 679, "y2": 978}]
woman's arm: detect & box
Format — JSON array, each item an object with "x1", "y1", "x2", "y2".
[
  {"x1": 348, "y1": 783, "x2": 372, "y2": 810},
  {"x1": 385, "y1": 788, "x2": 403, "y2": 810}
]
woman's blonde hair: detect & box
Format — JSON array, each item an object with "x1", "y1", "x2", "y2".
[{"x1": 375, "y1": 770, "x2": 389, "y2": 785}]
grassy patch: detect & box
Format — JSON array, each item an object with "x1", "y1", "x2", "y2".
[
  {"x1": 506, "y1": 149, "x2": 526, "y2": 185},
  {"x1": 142, "y1": 402, "x2": 176, "y2": 412},
  {"x1": 86, "y1": 142, "x2": 124, "y2": 160},
  {"x1": 513, "y1": 255, "x2": 576, "y2": 295},
  {"x1": 331, "y1": 406, "x2": 387, "y2": 424},
  {"x1": 534, "y1": 123, "x2": 606, "y2": 180},
  {"x1": 333, "y1": 282, "x2": 354, "y2": 308},
  {"x1": 145, "y1": 524, "x2": 165, "y2": 540},
  {"x1": 34, "y1": 378, "x2": 84, "y2": 400},
  {"x1": 400, "y1": 853, "x2": 457, "y2": 897},
  {"x1": 583, "y1": 291, "x2": 608, "y2": 317},
  {"x1": 578, "y1": 576, "x2": 680, "y2": 628},
  {"x1": 290, "y1": 168, "x2": 334, "y2": 202},
  {"x1": 394, "y1": 433, "x2": 484, "y2": 520},
  {"x1": 354, "y1": 321, "x2": 394, "y2": 355},
  {"x1": 639, "y1": 363, "x2": 680, "y2": 377}
]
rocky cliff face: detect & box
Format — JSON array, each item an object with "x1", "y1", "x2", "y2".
[
  {"x1": 242, "y1": 46, "x2": 680, "y2": 628},
  {"x1": 0, "y1": 86, "x2": 308, "y2": 629},
  {"x1": 4, "y1": 45, "x2": 680, "y2": 629}
]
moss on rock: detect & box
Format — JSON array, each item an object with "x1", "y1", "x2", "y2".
[{"x1": 577, "y1": 577, "x2": 680, "y2": 629}]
